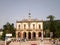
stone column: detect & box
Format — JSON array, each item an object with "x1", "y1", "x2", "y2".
[
  {"x1": 36, "y1": 32, "x2": 38, "y2": 40},
  {"x1": 21, "y1": 32, "x2": 23, "y2": 39},
  {"x1": 31, "y1": 32, "x2": 33, "y2": 39},
  {"x1": 26, "y1": 32, "x2": 28, "y2": 40}
]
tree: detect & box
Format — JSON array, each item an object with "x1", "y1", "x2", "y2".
[
  {"x1": 47, "y1": 15, "x2": 55, "y2": 38},
  {"x1": 54, "y1": 21, "x2": 60, "y2": 38},
  {"x1": 44, "y1": 20, "x2": 60, "y2": 38},
  {"x1": 1, "y1": 22, "x2": 15, "y2": 40},
  {"x1": 47, "y1": 15, "x2": 55, "y2": 21}
]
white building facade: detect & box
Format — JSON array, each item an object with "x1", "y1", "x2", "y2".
[{"x1": 16, "y1": 16, "x2": 43, "y2": 40}]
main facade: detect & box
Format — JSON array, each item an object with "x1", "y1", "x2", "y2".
[{"x1": 16, "y1": 18, "x2": 43, "y2": 40}]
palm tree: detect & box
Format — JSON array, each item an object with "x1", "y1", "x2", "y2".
[
  {"x1": 47, "y1": 15, "x2": 55, "y2": 21},
  {"x1": 47, "y1": 15, "x2": 55, "y2": 38}
]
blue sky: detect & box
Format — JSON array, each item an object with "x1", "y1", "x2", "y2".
[{"x1": 0, "y1": 0, "x2": 60, "y2": 28}]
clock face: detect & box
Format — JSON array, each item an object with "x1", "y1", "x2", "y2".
[{"x1": 29, "y1": 13, "x2": 31, "y2": 15}]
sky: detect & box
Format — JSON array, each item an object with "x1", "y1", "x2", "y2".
[{"x1": 0, "y1": 0, "x2": 60, "y2": 28}]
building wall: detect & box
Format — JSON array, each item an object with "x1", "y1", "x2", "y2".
[
  {"x1": 16, "y1": 21, "x2": 43, "y2": 40},
  {"x1": 16, "y1": 22, "x2": 43, "y2": 30},
  {"x1": 0, "y1": 31, "x2": 3, "y2": 36}
]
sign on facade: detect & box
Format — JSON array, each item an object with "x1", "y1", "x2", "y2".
[{"x1": 6, "y1": 34, "x2": 12, "y2": 36}]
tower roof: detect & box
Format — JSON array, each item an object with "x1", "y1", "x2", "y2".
[{"x1": 16, "y1": 12, "x2": 43, "y2": 23}]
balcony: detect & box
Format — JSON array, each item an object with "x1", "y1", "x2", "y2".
[{"x1": 16, "y1": 28, "x2": 43, "y2": 31}]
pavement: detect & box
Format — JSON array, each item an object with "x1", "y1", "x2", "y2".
[
  {"x1": 1, "y1": 39, "x2": 60, "y2": 45},
  {"x1": 9, "y1": 40, "x2": 52, "y2": 45},
  {"x1": 0, "y1": 40, "x2": 5, "y2": 45}
]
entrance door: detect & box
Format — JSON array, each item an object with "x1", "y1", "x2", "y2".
[
  {"x1": 23, "y1": 32, "x2": 26, "y2": 39},
  {"x1": 38, "y1": 32, "x2": 41, "y2": 37},
  {"x1": 18, "y1": 32, "x2": 20, "y2": 38},
  {"x1": 28, "y1": 32, "x2": 31, "y2": 39},
  {"x1": 33, "y1": 32, "x2": 36, "y2": 39}
]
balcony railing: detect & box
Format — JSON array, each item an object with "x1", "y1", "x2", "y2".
[{"x1": 16, "y1": 28, "x2": 43, "y2": 31}]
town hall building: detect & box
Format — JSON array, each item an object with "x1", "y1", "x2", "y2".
[{"x1": 16, "y1": 13, "x2": 43, "y2": 40}]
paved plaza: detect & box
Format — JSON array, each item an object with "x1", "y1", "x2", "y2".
[
  {"x1": 0, "y1": 40, "x2": 5, "y2": 45},
  {"x1": 9, "y1": 39, "x2": 60, "y2": 45},
  {"x1": 0, "y1": 39, "x2": 60, "y2": 45},
  {"x1": 9, "y1": 39, "x2": 52, "y2": 45}
]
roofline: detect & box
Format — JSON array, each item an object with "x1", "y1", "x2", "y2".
[{"x1": 16, "y1": 20, "x2": 43, "y2": 23}]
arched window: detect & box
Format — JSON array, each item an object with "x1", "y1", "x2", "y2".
[
  {"x1": 18, "y1": 32, "x2": 20, "y2": 37},
  {"x1": 24, "y1": 24, "x2": 26, "y2": 29},
  {"x1": 33, "y1": 24, "x2": 35, "y2": 29},
  {"x1": 18, "y1": 32, "x2": 22, "y2": 38},
  {"x1": 18, "y1": 25, "x2": 20, "y2": 29},
  {"x1": 38, "y1": 32, "x2": 41, "y2": 37},
  {"x1": 39, "y1": 25, "x2": 41, "y2": 29}
]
